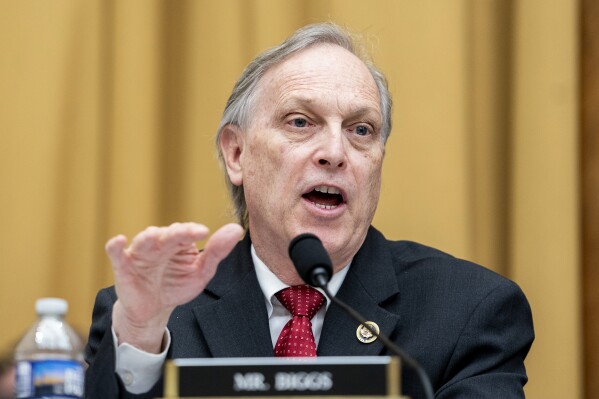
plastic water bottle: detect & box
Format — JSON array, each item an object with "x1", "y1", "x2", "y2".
[{"x1": 14, "y1": 298, "x2": 84, "y2": 398}]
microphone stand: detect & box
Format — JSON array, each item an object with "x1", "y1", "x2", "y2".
[{"x1": 315, "y1": 274, "x2": 435, "y2": 399}]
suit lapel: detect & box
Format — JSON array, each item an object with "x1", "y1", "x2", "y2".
[
  {"x1": 318, "y1": 227, "x2": 400, "y2": 356},
  {"x1": 186, "y1": 227, "x2": 400, "y2": 358},
  {"x1": 191, "y1": 234, "x2": 274, "y2": 357}
]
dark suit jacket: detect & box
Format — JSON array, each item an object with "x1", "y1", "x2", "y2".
[{"x1": 84, "y1": 226, "x2": 534, "y2": 399}]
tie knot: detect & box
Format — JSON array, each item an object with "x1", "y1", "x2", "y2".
[{"x1": 275, "y1": 285, "x2": 325, "y2": 319}]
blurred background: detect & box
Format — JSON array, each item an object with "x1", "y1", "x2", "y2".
[{"x1": 0, "y1": 1, "x2": 597, "y2": 398}]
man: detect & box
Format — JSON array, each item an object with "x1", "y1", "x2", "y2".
[{"x1": 85, "y1": 23, "x2": 534, "y2": 399}]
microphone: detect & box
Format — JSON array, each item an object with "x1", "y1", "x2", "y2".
[
  {"x1": 288, "y1": 233, "x2": 434, "y2": 399},
  {"x1": 288, "y1": 233, "x2": 332, "y2": 287}
]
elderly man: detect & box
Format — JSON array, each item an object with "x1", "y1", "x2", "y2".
[{"x1": 85, "y1": 23, "x2": 534, "y2": 399}]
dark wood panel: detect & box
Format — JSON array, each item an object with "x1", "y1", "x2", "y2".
[{"x1": 581, "y1": 1, "x2": 599, "y2": 398}]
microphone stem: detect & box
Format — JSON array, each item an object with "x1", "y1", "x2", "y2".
[{"x1": 320, "y1": 283, "x2": 435, "y2": 399}]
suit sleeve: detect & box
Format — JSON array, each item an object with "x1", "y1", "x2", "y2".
[
  {"x1": 84, "y1": 287, "x2": 164, "y2": 399},
  {"x1": 435, "y1": 280, "x2": 534, "y2": 398}
]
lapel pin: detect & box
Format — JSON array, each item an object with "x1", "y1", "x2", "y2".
[{"x1": 356, "y1": 321, "x2": 379, "y2": 344}]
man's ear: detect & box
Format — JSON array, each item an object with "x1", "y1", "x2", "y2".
[{"x1": 219, "y1": 125, "x2": 244, "y2": 186}]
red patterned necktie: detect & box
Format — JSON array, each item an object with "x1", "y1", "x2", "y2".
[{"x1": 274, "y1": 285, "x2": 326, "y2": 357}]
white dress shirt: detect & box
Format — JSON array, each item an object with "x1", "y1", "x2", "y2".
[
  {"x1": 251, "y1": 245, "x2": 350, "y2": 347},
  {"x1": 113, "y1": 244, "x2": 351, "y2": 394}
]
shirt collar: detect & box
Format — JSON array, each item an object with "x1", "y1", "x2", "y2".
[{"x1": 251, "y1": 244, "x2": 351, "y2": 317}]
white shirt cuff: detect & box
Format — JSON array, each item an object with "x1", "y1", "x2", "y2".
[{"x1": 112, "y1": 326, "x2": 170, "y2": 394}]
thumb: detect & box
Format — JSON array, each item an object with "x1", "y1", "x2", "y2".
[
  {"x1": 199, "y1": 223, "x2": 244, "y2": 271},
  {"x1": 105, "y1": 234, "x2": 129, "y2": 268}
]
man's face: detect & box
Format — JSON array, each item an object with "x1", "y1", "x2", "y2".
[{"x1": 226, "y1": 44, "x2": 384, "y2": 283}]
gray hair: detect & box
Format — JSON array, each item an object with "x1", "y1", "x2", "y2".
[{"x1": 216, "y1": 22, "x2": 393, "y2": 228}]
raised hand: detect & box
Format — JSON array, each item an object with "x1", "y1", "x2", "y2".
[{"x1": 106, "y1": 222, "x2": 244, "y2": 353}]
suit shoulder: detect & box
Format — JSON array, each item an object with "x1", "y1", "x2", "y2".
[
  {"x1": 386, "y1": 239, "x2": 456, "y2": 263},
  {"x1": 384, "y1": 239, "x2": 518, "y2": 295}
]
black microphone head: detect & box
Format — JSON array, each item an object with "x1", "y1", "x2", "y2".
[{"x1": 288, "y1": 233, "x2": 333, "y2": 287}]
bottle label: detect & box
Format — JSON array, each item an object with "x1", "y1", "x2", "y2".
[{"x1": 16, "y1": 359, "x2": 84, "y2": 398}]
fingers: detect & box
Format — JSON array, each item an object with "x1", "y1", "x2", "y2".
[
  {"x1": 171, "y1": 246, "x2": 201, "y2": 264},
  {"x1": 127, "y1": 222, "x2": 210, "y2": 259},
  {"x1": 105, "y1": 222, "x2": 243, "y2": 279}
]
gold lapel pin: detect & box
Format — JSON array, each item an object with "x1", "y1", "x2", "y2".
[{"x1": 356, "y1": 321, "x2": 379, "y2": 344}]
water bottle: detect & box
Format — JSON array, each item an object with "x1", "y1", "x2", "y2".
[{"x1": 14, "y1": 298, "x2": 84, "y2": 398}]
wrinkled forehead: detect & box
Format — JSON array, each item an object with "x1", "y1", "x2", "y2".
[{"x1": 254, "y1": 44, "x2": 382, "y2": 117}]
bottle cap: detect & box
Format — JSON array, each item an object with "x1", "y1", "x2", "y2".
[{"x1": 35, "y1": 297, "x2": 68, "y2": 316}]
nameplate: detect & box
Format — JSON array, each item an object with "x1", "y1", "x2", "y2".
[{"x1": 163, "y1": 356, "x2": 400, "y2": 398}]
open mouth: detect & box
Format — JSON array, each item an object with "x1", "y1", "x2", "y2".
[{"x1": 302, "y1": 185, "x2": 345, "y2": 210}]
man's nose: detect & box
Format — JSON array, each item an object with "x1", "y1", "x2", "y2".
[{"x1": 315, "y1": 127, "x2": 347, "y2": 168}]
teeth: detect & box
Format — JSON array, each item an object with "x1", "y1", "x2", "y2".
[
  {"x1": 313, "y1": 203, "x2": 338, "y2": 210},
  {"x1": 314, "y1": 186, "x2": 340, "y2": 195}
]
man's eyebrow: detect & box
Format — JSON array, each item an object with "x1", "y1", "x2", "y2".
[
  {"x1": 276, "y1": 96, "x2": 382, "y2": 120},
  {"x1": 276, "y1": 95, "x2": 315, "y2": 109},
  {"x1": 348, "y1": 107, "x2": 382, "y2": 120},
  {"x1": 272, "y1": 96, "x2": 316, "y2": 118}
]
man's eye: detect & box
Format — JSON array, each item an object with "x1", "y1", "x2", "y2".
[
  {"x1": 291, "y1": 118, "x2": 308, "y2": 128},
  {"x1": 355, "y1": 125, "x2": 370, "y2": 136}
]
